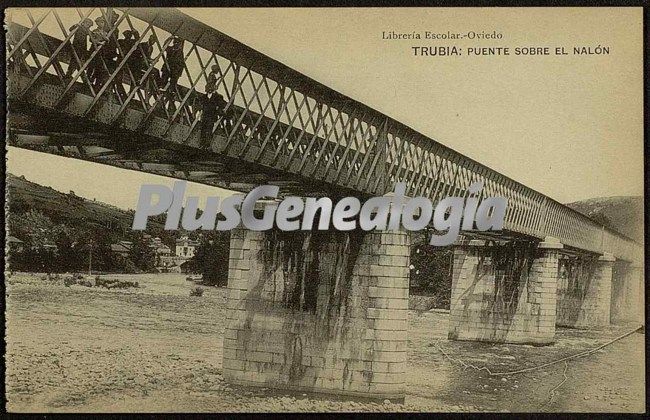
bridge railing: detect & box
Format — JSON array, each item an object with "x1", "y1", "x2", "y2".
[{"x1": 6, "y1": 7, "x2": 642, "y2": 262}]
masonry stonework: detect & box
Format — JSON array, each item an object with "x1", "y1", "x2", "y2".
[
  {"x1": 448, "y1": 238, "x2": 561, "y2": 345},
  {"x1": 610, "y1": 262, "x2": 644, "y2": 325},
  {"x1": 556, "y1": 253, "x2": 614, "y2": 328},
  {"x1": 222, "y1": 226, "x2": 410, "y2": 400}
]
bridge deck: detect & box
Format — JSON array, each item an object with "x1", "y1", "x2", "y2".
[{"x1": 5, "y1": 7, "x2": 642, "y2": 262}]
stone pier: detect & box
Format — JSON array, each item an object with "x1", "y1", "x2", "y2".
[
  {"x1": 610, "y1": 262, "x2": 644, "y2": 325},
  {"x1": 222, "y1": 227, "x2": 410, "y2": 400},
  {"x1": 448, "y1": 237, "x2": 562, "y2": 345},
  {"x1": 556, "y1": 253, "x2": 615, "y2": 328}
]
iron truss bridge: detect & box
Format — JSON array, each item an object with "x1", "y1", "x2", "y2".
[{"x1": 5, "y1": 7, "x2": 643, "y2": 263}]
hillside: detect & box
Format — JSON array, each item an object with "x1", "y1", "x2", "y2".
[
  {"x1": 5, "y1": 173, "x2": 228, "y2": 280},
  {"x1": 5, "y1": 173, "x2": 186, "y2": 273},
  {"x1": 566, "y1": 196, "x2": 644, "y2": 243},
  {"x1": 6, "y1": 173, "x2": 164, "y2": 232}
]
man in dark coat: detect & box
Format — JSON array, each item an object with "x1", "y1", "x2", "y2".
[
  {"x1": 64, "y1": 18, "x2": 94, "y2": 81},
  {"x1": 161, "y1": 37, "x2": 185, "y2": 92},
  {"x1": 200, "y1": 93, "x2": 229, "y2": 148}
]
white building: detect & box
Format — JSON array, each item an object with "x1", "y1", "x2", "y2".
[{"x1": 175, "y1": 236, "x2": 200, "y2": 258}]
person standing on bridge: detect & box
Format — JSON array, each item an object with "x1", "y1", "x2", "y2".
[
  {"x1": 200, "y1": 92, "x2": 230, "y2": 148},
  {"x1": 158, "y1": 37, "x2": 185, "y2": 114},
  {"x1": 118, "y1": 29, "x2": 139, "y2": 93},
  {"x1": 105, "y1": 8, "x2": 121, "y2": 40},
  {"x1": 161, "y1": 37, "x2": 185, "y2": 97},
  {"x1": 90, "y1": 17, "x2": 114, "y2": 92},
  {"x1": 215, "y1": 93, "x2": 233, "y2": 134},
  {"x1": 119, "y1": 30, "x2": 138, "y2": 61},
  {"x1": 90, "y1": 16, "x2": 126, "y2": 100},
  {"x1": 205, "y1": 65, "x2": 220, "y2": 96},
  {"x1": 64, "y1": 18, "x2": 94, "y2": 83},
  {"x1": 105, "y1": 11, "x2": 128, "y2": 101},
  {"x1": 132, "y1": 34, "x2": 159, "y2": 100},
  {"x1": 89, "y1": 18, "x2": 109, "y2": 92},
  {"x1": 200, "y1": 93, "x2": 221, "y2": 148}
]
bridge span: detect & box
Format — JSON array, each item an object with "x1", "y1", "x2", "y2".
[{"x1": 6, "y1": 7, "x2": 644, "y2": 400}]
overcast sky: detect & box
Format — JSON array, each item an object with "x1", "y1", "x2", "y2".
[{"x1": 7, "y1": 7, "x2": 643, "y2": 210}]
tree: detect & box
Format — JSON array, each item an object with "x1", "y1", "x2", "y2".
[
  {"x1": 7, "y1": 209, "x2": 65, "y2": 272},
  {"x1": 53, "y1": 226, "x2": 87, "y2": 272},
  {"x1": 128, "y1": 236, "x2": 157, "y2": 272},
  {"x1": 106, "y1": 252, "x2": 138, "y2": 273},
  {"x1": 409, "y1": 230, "x2": 454, "y2": 309},
  {"x1": 9, "y1": 246, "x2": 57, "y2": 273},
  {"x1": 188, "y1": 231, "x2": 230, "y2": 286}
]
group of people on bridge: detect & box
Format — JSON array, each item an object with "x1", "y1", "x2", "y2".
[
  {"x1": 60, "y1": 10, "x2": 234, "y2": 146},
  {"x1": 10, "y1": 10, "x2": 296, "y2": 152},
  {"x1": 62, "y1": 11, "x2": 184, "y2": 104}
]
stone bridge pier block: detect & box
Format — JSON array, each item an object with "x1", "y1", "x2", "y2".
[
  {"x1": 634, "y1": 265, "x2": 645, "y2": 325},
  {"x1": 610, "y1": 262, "x2": 644, "y2": 325},
  {"x1": 588, "y1": 253, "x2": 616, "y2": 327},
  {"x1": 579, "y1": 253, "x2": 615, "y2": 328},
  {"x1": 448, "y1": 237, "x2": 562, "y2": 345},
  {"x1": 222, "y1": 226, "x2": 411, "y2": 400},
  {"x1": 556, "y1": 253, "x2": 616, "y2": 329},
  {"x1": 631, "y1": 265, "x2": 645, "y2": 325}
]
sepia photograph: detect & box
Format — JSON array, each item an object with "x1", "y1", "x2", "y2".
[{"x1": 3, "y1": 6, "x2": 645, "y2": 413}]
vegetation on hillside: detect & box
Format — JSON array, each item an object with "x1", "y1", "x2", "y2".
[
  {"x1": 6, "y1": 173, "x2": 230, "y2": 281},
  {"x1": 566, "y1": 196, "x2": 643, "y2": 243}
]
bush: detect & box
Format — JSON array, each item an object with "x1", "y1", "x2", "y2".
[
  {"x1": 409, "y1": 242, "x2": 454, "y2": 310},
  {"x1": 40, "y1": 273, "x2": 55, "y2": 280},
  {"x1": 95, "y1": 277, "x2": 139, "y2": 289},
  {"x1": 62, "y1": 275, "x2": 93, "y2": 287},
  {"x1": 190, "y1": 286, "x2": 204, "y2": 297},
  {"x1": 409, "y1": 295, "x2": 441, "y2": 312}
]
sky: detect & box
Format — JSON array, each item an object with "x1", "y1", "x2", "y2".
[{"x1": 6, "y1": 7, "x2": 644, "y2": 210}]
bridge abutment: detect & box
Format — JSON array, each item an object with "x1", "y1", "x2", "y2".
[
  {"x1": 448, "y1": 237, "x2": 561, "y2": 345},
  {"x1": 223, "y1": 226, "x2": 410, "y2": 400},
  {"x1": 556, "y1": 253, "x2": 615, "y2": 328}
]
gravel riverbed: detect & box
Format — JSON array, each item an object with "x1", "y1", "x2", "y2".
[{"x1": 5, "y1": 273, "x2": 644, "y2": 413}]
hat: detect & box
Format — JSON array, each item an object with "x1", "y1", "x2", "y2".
[{"x1": 124, "y1": 29, "x2": 139, "y2": 39}]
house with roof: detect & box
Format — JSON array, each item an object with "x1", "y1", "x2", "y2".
[
  {"x1": 175, "y1": 236, "x2": 200, "y2": 258},
  {"x1": 149, "y1": 237, "x2": 172, "y2": 256},
  {"x1": 110, "y1": 240, "x2": 133, "y2": 258}
]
